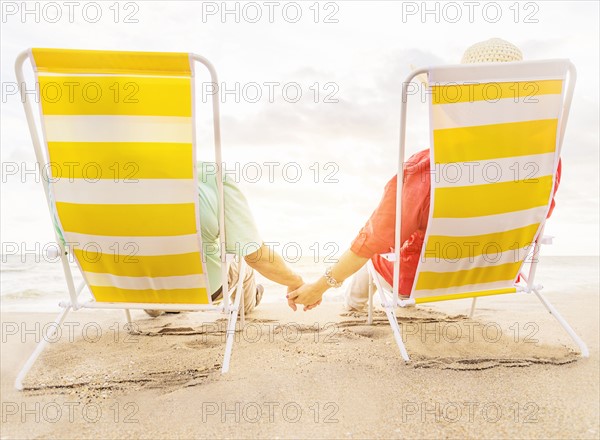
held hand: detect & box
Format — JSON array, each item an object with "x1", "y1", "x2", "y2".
[
  {"x1": 287, "y1": 285, "x2": 300, "y2": 311},
  {"x1": 286, "y1": 277, "x2": 304, "y2": 312},
  {"x1": 287, "y1": 281, "x2": 327, "y2": 311},
  {"x1": 303, "y1": 299, "x2": 322, "y2": 311}
]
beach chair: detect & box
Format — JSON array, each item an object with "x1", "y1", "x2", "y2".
[
  {"x1": 14, "y1": 48, "x2": 247, "y2": 390},
  {"x1": 366, "y1": 59, "x2": 589, "y2": 361}
]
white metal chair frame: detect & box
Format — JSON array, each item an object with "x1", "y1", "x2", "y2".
[
  {"x1": 14, "y1": 50, "x2": 247, "y2": 390},
  {"x1": 366, "y1": 63, "x2": 589, "y2": 361}
]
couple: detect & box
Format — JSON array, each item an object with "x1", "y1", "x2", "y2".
[{"x1": 147, "y1": 38, "x2": 561, "y2": 318}]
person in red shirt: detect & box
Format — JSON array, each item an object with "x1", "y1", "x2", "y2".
[
  {"x1": 288, "y1": 38, "x2": 562, "y2": 312},
  {"x1": 289, "y1": 149, "x2": 561, "y2": 312}
]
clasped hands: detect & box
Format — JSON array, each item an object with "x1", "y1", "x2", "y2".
[{"x1": 286, "y1": 279, "x2": 328, "y2": 312}]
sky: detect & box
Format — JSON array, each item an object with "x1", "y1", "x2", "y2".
[{"x1": 1, "y1": 0, "x2": 599, "y2": 258}]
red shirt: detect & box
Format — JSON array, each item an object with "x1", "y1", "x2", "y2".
[{"x1": 350, "y1": 149, "x2": 561, "y2": 296}]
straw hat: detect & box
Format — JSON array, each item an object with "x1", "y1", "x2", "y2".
[
  {"x1": 461, "y1": 38, "x2": 523, "y2": 64},
  {"x1": 412, "y1": 38, "x2": 523, "y2": 85}
]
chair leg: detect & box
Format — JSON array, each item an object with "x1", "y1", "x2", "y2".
[
  {"x1": 379, "y1": 291, "x2": 410, "y2": 362},
  {"x1": 237, "y1": 259, "x2": 247, "y2": 327},
  {"x1": 367, "y1": 260, "x2": 410, "y2": 361},
  {"x1": 221, "y1": 307, "x2": 239, "y2": 374},
  {"x1": 124, "y1": 309, "x2": 132, "y2": 324},
  {"x1": 367, "y1": 271, "x2": 374, "y2": 325},
  {"x1": 221, "y1": 259, "x2": 246, "y2": 374},
  {"x1": 469, "y1": 298, "x2": 477, "y2": 318},
  {"x1": 533, "y1": 289, "x2": 589, "y2": 357},
  {"x1": 240, "y1": 285, "x2": 246, "y2": 327},
  {"x1": 14, "y1": 305, "x2": 72, "y2": 390}
]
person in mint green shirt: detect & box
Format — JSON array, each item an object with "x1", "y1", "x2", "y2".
[
  {"x1": 191, "y1": 162, "x2": 304, "y2": 314},
  {"x1": 51, "y1": 161, "x2": 303, "y2": 316}
]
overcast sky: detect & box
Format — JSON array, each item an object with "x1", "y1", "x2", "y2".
[{"x1": 1, "y1": 0, "x2": 598, "y2": 258}]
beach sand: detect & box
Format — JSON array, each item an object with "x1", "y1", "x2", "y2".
[{"x1": 2, "y1": 281, "x2": 599, "y2": 440}]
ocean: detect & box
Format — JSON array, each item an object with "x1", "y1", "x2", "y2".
[
  {"x1": 1, "y1": 254, "x2": 597, "y2": 313},
  {"x1": 0, "y1": 254, "x2": 346, "y2": 312}
]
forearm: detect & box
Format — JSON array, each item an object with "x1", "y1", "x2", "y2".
[
  {"x1": 313, "y1": 249, "x2": 369, "y2": 293},
  {"x1": 245, "y1": 244, "x2": 303, "y2": 288}
]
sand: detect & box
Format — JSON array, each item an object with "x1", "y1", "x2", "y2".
[
  {"x1": 2, "y1": 254, "x2": 599, "y2": 439},
  {"x1": 1, "y1": 284, "x2": 598, "y2": 440}
]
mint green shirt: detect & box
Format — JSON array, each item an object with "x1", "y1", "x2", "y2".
[{"x1": 197, "y1": 162, "x2": 262, "y2": 293}]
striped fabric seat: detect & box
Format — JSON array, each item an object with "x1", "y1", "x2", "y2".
[
  {"x1": 32, "y1": 48, "x2": 210, "y2": 305},
  {"x1": 410, "y1": 60, "x2": 567, "y2": 303},
  {"x1": 363, "y1": 59, "x2": 586, "y2": 362},
  {"x1": 16, "y1": 48, "x2": 250, "y2": 388}
]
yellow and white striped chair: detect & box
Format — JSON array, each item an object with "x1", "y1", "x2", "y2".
[
  {"x1": 367, "y1": 59, "x2": 588, "y2": 361},
  {"x1": 14, "y1": 48, "x2": 246, "y2": 389}
]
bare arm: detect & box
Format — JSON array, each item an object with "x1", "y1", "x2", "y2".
[{"x1": 244, "y1": 243, "x2": 303, "y2": 290}]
